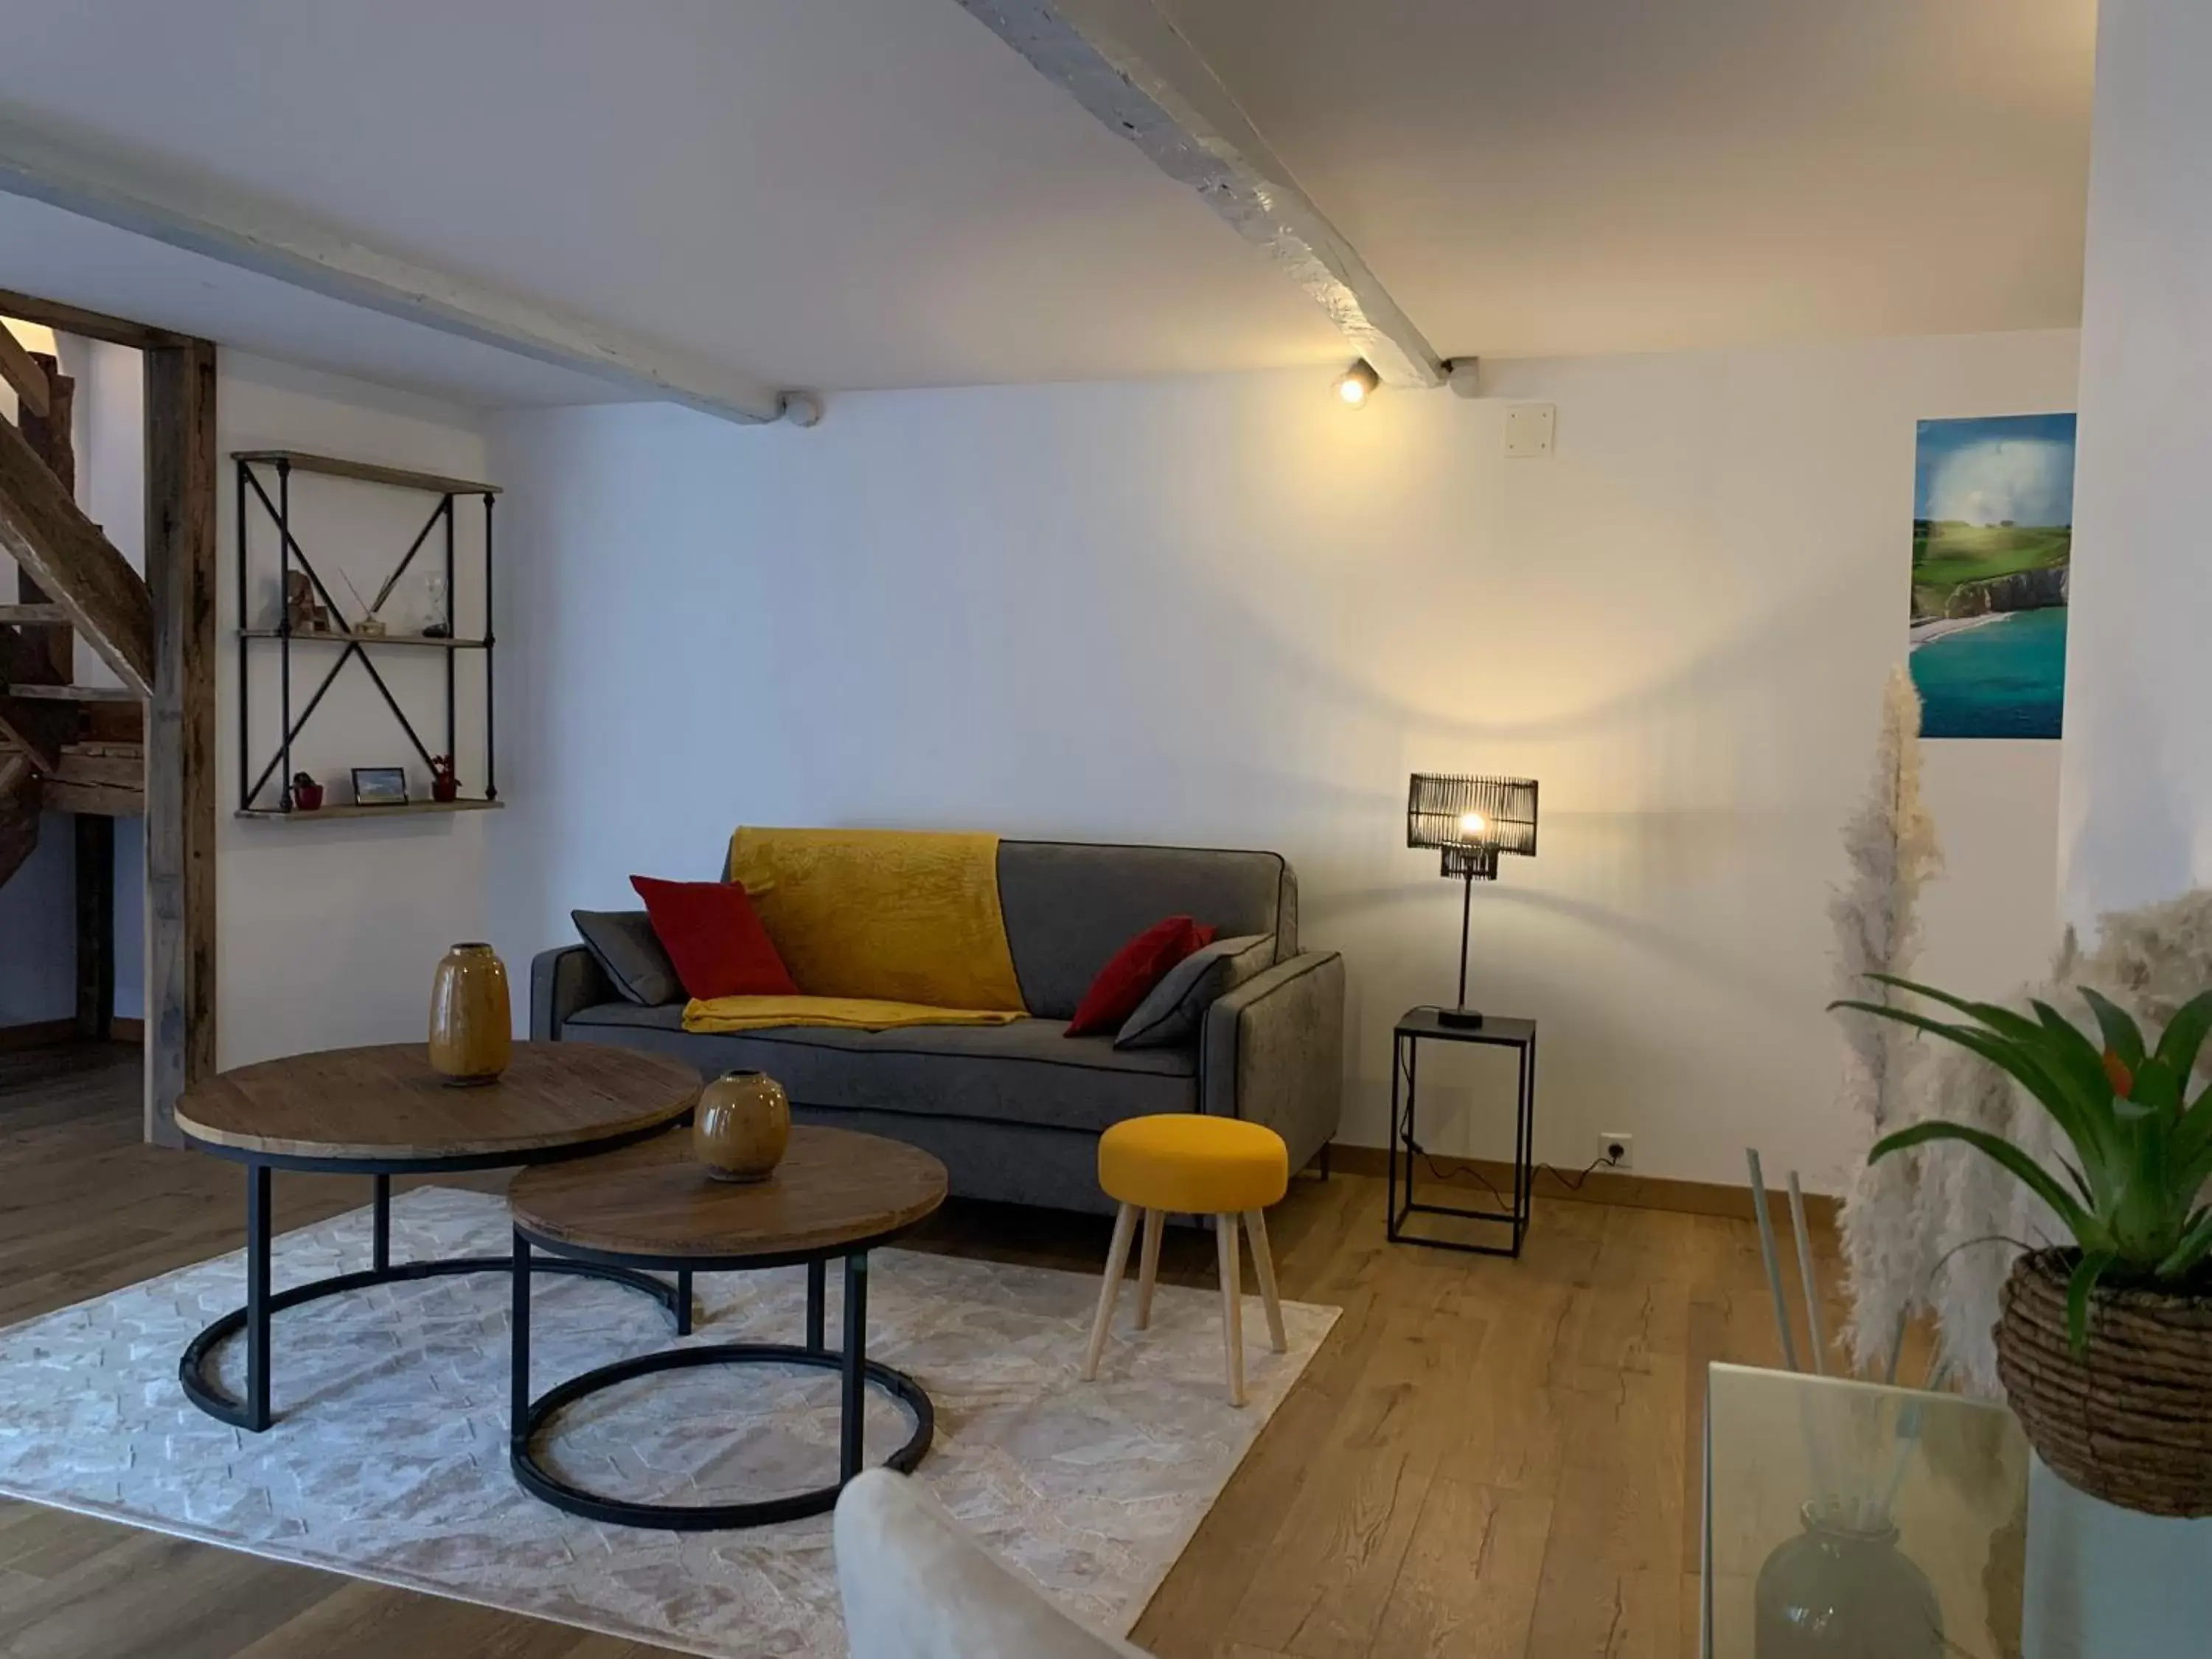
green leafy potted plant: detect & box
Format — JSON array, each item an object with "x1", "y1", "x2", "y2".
[{"x1": 1834, "y1": 975, "x2": 2212, "y2": 1517}]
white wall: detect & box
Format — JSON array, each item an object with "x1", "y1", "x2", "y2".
[
  {"x1": 216, "y1": 353, "x2": 492, "y2": 1067},
  {"x1": 487, "y1": 330, "x2": 2073, "y2": 1191},
  {"x1": 2057, "y1": 0, "x2": 2212, "y2": 930},
  {"x1": 0, "y1": 826, "x2": 73, "y2": 1025}
]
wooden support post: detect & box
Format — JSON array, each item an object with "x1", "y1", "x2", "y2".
[
  {"x1": 143, "y1": 340, "x2": 217, "y2": 1143},
  {"x1": 74, "y1": 810, "x2": 114, "y2": 1041}
]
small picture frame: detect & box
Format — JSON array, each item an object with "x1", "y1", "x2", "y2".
[{"x1": 352, "y1": 766, "x2": 410, "y2": 807}]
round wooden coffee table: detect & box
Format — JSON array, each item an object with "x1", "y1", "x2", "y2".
[
  {"x1": 174, "y1": 1041, "x2": 700, "y2": 1432},
  {"x1": 506, "y1": 1124, "x2": 948, "y2": 1531}
]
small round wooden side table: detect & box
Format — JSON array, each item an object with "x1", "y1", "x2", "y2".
[
  {"x1": 173, "y1": 1040, "x2": 700, "y2": 1432},
  {"x1": 506, "y1": 1124, "x2": 948, "y2": 1531}
]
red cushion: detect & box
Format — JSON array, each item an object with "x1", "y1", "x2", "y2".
[
  {"x1": 629, "y1": 876, "x2": 800, "y2": 1000},
  {"x1": 1065, "y1": 916, "x2": 1217, "y2": 1037}
]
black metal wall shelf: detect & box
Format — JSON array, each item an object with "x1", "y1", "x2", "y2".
[
  {"x1": 234, "y1": 451, "x2": 498, "y2": 816},
  {"x1": 236, "y1": 799, "x2": 504, "y2": 824},
  {"x1": 237, "y1": 629, "x2": 489, "y2": 650}
]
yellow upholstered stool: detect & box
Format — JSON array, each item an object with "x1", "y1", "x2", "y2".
[{"x1": 1083, "y1": 1114, "x2": 1290, "y2": 1406}]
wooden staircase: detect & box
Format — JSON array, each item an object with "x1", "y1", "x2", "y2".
[
  {"x1": 0, "y1": 748, "x2": 36, "y2": 889},
  {"x1": 1, "y1": 325, "x2": 150, "y2": 1051},
  {"x1": 0, "y1": 340, "x2": 145, "y2": 830}
]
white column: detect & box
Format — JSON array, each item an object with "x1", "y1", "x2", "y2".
[
  {"x1": 2024, "y1": 1455, "x2": 2212, "y2": 1658},
  {"x1": 2057, "y1": 0, "x2": 2212, "y2": 930}
]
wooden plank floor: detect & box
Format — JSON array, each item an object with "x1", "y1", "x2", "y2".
[{"x1": 0, "y1": 1045, "x2": 1843, "y2": 1659}]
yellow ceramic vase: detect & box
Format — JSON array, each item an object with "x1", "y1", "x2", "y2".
[
  {"x1": 428, "y1": 942, "x2": 512, "y2": 1086},
  {"x1": 693, "y1": 1070, "x2": 791, "y2": 1182}
]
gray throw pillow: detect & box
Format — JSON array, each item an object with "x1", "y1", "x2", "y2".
[
  {"x1": 572, "y1": 909, "x2": 683, "y2": 1006},
  {"x1": 1114, "y1": 934, "x2": 1274, "y2": 1050}
]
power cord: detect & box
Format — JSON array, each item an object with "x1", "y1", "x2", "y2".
[
  {"x1": 1399, "y1": 1133, "x2": 1618, "y2": 1209},
  {"x1": 1538, "y1": 1152, "x2": 1615, "y2": 1192},
  {"x1": 1391, "y1": 1048, "x2": 1623, "y2": 1211}
]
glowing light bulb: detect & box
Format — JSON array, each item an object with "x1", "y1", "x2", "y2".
[
  {"x1": 1333, "y1": 360, "x2": 1379, "y2": 408},
  {"x1": 1458, "y1": 810, "x2": 1487, "y2": 838}
]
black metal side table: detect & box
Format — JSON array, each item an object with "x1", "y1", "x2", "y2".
[{"x1": 1386, "y1": 1007, "x2": 1538, "y2": 1256}]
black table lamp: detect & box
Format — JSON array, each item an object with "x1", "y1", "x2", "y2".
[{"x1": 1406, "y1": 773, "x2": 1539, "y2": 1029}]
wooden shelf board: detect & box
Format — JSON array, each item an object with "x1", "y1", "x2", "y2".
[
  {"x1": 235, "y1": 798, "x2": 503, "y2": 823},
  {"x1": 7, "y1": 683, "x2": 139, "y2": 703},
  {"x1": 230, "y1": 451, "x2": 501, "y2": 497},
  {"x1": 0, "y1": 605, "x2": 68, "y2": 626},
  {"x1": 237, "y1": 630, "x2": 487, "y2": 650}
]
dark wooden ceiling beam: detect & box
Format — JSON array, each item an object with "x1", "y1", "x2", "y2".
[
  {"x1": 0, "y1": 412, "x2": 153, "y2": 699},
  {"x1": 0, "y1": 285, "x2": 192, "y2": 350}
]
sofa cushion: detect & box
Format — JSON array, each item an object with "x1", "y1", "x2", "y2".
[
  {"x1": 571, "y1": 909, "x2": 682, "y2": 1006},
  {"x1": 630, "y1": 875, "x2": 799, "y2": 998},
  {"x1": 563, "y1": 1004, "x2": 1196, "y2": 1135},
  {"x1": 1116, "y1": 933, "x2": 1273, "y2": 1050},
  {"x1": 996, "y1": 841, "x2": 1297, "y2": 1020},
  {"x1": 1065, "y1": 915, "x2": 1214, "y2": 1037}
]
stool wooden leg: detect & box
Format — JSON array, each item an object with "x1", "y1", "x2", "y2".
[
  {"x1": 1245, "y1": 1208, "x2": 1287, "y2": 1354},
  {"x1": 1082, "y1": 1203, "x2": 1139, "y2": 1381},
  {"x1": 1134, "y1": 1208, "x2": 1165, "y2": 1331},
  {"x1": 1215, "y1": 1213, "x2": 1245, "y2": 1407}
]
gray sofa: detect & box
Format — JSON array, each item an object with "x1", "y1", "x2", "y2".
[{"x1": 531, "y1": 839, "x2": 1344, "y2": 1216}]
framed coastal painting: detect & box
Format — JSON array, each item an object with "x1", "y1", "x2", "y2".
[{"x1": 1908, "y1": 413, "x2": 2076, "y2": 739}]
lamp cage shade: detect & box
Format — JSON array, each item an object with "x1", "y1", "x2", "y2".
[{"x1": 1407, "y1": 774, "x2": 1539, "y2": 866}]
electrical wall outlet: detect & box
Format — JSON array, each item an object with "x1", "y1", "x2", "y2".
[
  {"x1": 1503, "y1": 403, "x2": 1556, "y2": 457},
  {"x1": 1600, "y1": 1133, "x2": 1634, "y2": 1171}
]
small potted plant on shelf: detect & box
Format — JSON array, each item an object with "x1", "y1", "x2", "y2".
[
  {"x1": 290, "y1": 771, "x2": 324, "y2": 811},
  {"x1": 429, "y1": 755, "x2": 459, "y2": 804},
  {"x1": 1837, "y1": 975, "x2": 2212, "y2": 1517}
]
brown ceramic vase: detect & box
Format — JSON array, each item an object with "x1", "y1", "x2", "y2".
[
  {"x1": 693, "y1": 1070, "x2": 791, "y2": 1182},
  {"x1": 428, "y1": 942, "x2": 512, "y2": 1087}
]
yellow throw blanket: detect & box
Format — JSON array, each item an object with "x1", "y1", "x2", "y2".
[
  {"x1": 684, "y1": 827, "x2": 1029, "y2": 1034},
  {"x1": 684, "y1": 995, "x2": 1026, "y2": 1034}
]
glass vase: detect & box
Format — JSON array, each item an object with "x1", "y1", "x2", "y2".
[{"x1": 1754, "y1": 1501, "x2": 1944, "y2": 1658}]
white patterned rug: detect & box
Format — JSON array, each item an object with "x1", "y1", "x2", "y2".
[{"x1": 0, "y1": 1186, "x2": 1336, "y2": 1658}]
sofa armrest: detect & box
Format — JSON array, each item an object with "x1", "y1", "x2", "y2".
[
  {"x1": 531, "y1": 944, "x2": 616, "y2": 1040},
  {"x1": 1200, "y1": 950, "x2": 1344, "y2": 1174}
]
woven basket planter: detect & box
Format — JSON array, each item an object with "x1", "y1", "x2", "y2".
[{"x1": 1994, "y1": 1249, "x2": 2212, "y2": 1518}]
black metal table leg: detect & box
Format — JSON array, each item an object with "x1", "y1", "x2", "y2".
[
  {"x1": 675, "y1": 1269, "x2": 693, "y2": 1338},
  {"x1": 180, "y1": 1194, "x2": 686, "y2": 1433},
  {"x1": 1387, "y1": 1012, "x2": 1541, "y2": 1256},
  {"x1": 1387, "y1": 1033, "x2": 1404, "y2": 1241},
  {"x1": 1521, "y1": 1033, "x2": 1540, "y2": 1249},
  {"x1": 841, "y1": 1253, "x2": 868, "y2": 1481},
  {"x1": 511, "y1": 1229, "x2": 531, "y2": 1441},
  {"x1": 509, "y1": 1247, "x2": 927, "y2": 1533},
  {"x1": 372, "y1": 1174, "x2": 391, "y2": 1272},
  {"x1": 245, "y1": 1161, "x2": 272, "y2": 1432}
]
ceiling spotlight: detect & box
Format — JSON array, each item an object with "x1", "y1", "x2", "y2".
[{"x1": 1334, "y1": 360, "x2": 1380, "y2": 408}]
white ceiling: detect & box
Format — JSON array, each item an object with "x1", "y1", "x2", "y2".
[
  {"x1": 1164, "y1": 0, "x2": 2096, "y2": 359},
  {"x1": 0, "y1": 0, "x2": 2094, "y2": 405}
]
